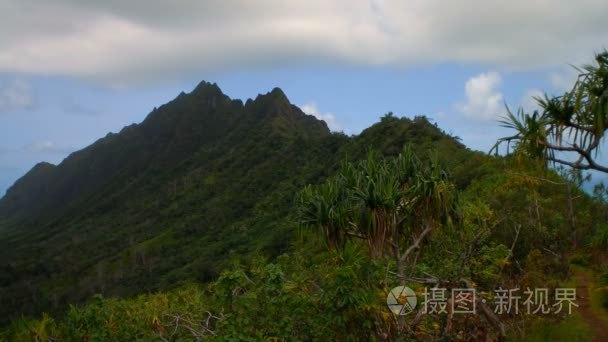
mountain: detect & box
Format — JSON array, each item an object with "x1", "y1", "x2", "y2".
[{"x1": 0, "y1": 82, "x2": 471, "y2": 323}]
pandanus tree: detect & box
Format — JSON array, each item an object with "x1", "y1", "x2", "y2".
[
  {"x1": 298, "y1": 146, "x2": 459, "y2": 285},
  {"x1": 492, "y1": 50, "x2": 608, "y2": 173}
]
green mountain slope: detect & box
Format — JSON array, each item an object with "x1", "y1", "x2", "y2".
[{"x1": 0, "y1": 83, "x2": 471, "y2": 324}]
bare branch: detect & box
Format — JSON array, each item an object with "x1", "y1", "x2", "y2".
[
  {"x1": 548, "y1": 156, "x2": 608, "y2": 173},
  {"x1": 400, "y1": 223, "x2": 433, "y2": 262}
]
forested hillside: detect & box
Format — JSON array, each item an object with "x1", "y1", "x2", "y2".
[
  {"x1": 0, "y1": 82, "x2": 469, "y2": 324},
  {"x1": 1, "y1": 74, "x2": 607, "y2": 340}
]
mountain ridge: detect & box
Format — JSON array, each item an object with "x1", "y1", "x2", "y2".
[
  {"x1": 0, "y1": 81, "x2": 471, "y2": 324},
  {"x1": 0, "y1": 82, "x2": 328, "y2": 221}
]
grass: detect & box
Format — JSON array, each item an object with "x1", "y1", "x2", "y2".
[
  {"x1": 589, "y1": 275, "x2": 608, "y2": 323},
  {"x1": 512, "y1": 264, "x2": 596, "y2": 341},
  {"x1": 571, "y1": 264, "x2": 608, "y2": 319},
  {"x1": 516, "y1": 316, "x2": 593, "y2": 342}
]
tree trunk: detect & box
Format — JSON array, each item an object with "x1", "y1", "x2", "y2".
[
  {"x1": 396, "y1": 254, "x2": 405, "y2": 286},
  {"x1": 566, "y1": 183, "x2": 577, "y2": 248}
]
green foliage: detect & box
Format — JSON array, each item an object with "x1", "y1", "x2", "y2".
[
  {"x1": 0, "y1": 85, "x2": 471, "y2": 324},
  {"x1": 422, "y1": 200, "x2": 510, "y2": 287},
  {"x1": 492, "y1": 108, "x2": 551, "y2": 161},
  {"x1": 299, "y1": 146, "x2": 459, "y2": 259},
  {"x1": 1, "y1": 243, "x2": 393, "y2": 340},
  {"x1": 512, "y1": 316, "x2": 592, "y2": 342},
  {"x1": 1, "y1": 79, "x2": 607, "y2": 340},
  {"x1": 591, "y1": 223, "x2": 608, "y2": 249},
  {"x1": 598, "y1": 288, "x2": 608, "y2": 310},
  {"x1": 599, "y1": 272, "x2": 608, "y2": 287},
  {"x1": 2, "y1": 313, "x2": 57, "y2": 342},
  {"x1": 495, "y1": 50, "x2": 608, "y2": 173},
  {"x1": 0, "y1": 284, "x2": 209, "y2": 341}
]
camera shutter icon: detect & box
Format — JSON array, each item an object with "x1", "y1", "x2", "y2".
[{"x1": 387, "y1": 286, "x2": 417, "y2": 315}]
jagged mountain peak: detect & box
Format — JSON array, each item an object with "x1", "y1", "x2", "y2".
[
  {"x1": 248, "y1": 87, "x2": 290, "y2": 107},
  {"x1": 0, "y1": 82, "x2": 331, "y2": 219},
  {"x1": 268, "y1": 87, "x2": 289, "y2": 101},
  {"x1": 0, "y1": 81, "x2": 473, "y2": 324},
  {"x1": 191, "y1": 80, "x2": 224, "y2": 97}
]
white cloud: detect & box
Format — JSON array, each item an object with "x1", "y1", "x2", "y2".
[
  {"x1": 455, "y1": 71, "x2": 504, "y2": 121},
  {"x1": 0, "y1": 78, "x2": 33, "y2": 111},
  {"x1": 0, "y1": 1, "x2": 607, "y2": 85},
  {"x1": 300, "y1": 103, "x2": 340, "y2": 131}
]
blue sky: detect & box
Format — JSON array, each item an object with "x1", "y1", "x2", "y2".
[{"x1": 1, "y1": 1, "x2": 607, "y2": 196}]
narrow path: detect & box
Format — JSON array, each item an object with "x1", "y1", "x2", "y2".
[{"x1": 575, "y1": 272, "x2": 608, "y2": 342}]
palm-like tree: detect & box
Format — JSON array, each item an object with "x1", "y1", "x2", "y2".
[
  {"x1": 491, "y1": 108, "x2": 551, "y2": 161},
  {"x1": 351, "y1": 151, "x2": 402, "y2": 258},
  {"x1": 299, "y1": 146, "x2": 459, "y2": 284},
  {"x1": 298, "y1": 178, "x2": 350, "y2": 250},
  {"x1": 494, "y1": 50, "x2": 608, "y2": 173}
]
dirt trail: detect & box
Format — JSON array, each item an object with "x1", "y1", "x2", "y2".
[{"x1": 576, "y1": 273, "x2": 608, "y2": 342}]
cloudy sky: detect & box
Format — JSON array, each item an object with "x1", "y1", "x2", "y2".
[{"x1": 1, "y1": 0, "x2": 607, "y2": 196}]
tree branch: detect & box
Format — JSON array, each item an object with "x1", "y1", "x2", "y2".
[
  {"x1": 400, "y1": 223, "x2": 433, "y2": 262},
  {"x1": 548, "y1": 156, "x2": 608, "y2": 173},
  {"x1": 542, "y1": 134, "x2": 608, "y2": 173}
]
